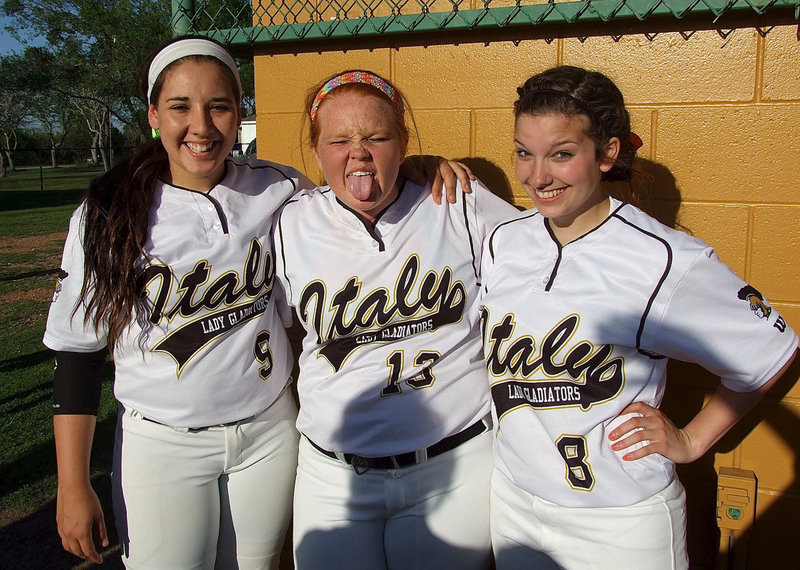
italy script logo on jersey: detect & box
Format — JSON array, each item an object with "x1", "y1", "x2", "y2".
[
  {"x1": 484, "y1": 312, "x2": 624, "y2": 415},
  {"x1": 140, "y1": 238, "x2": 275, "y2": 375},
  {"x1": 298, "y1": 254, "x2": 466, "y2": 371}
]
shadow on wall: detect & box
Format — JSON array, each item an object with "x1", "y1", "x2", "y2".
[
  {"x1": 663, "y1": 357, "x2": 800, "y2": 569},
  {"x1": 609, "y1": 157, "x2": 683, "y2": 231},
  {"x1": 456, "y1": 155, "x2": 686, "y2": 227},
  {"x1": 455, "y1": 157, "x2": 517, "y2": 208}
]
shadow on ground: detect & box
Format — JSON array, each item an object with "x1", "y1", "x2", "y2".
[
  {"x1": 0, "y1": 190, "x2": 86, "y2": 212},
  {"x1": 0, "y1": 472, "x2": 123, "y2": 569}
]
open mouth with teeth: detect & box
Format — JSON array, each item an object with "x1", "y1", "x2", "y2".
[
  {"x1": 185, "y1": 141, "x2": 215, "y2": 154},
  {"x1": 347, "y1": 171, "x2": 376, "y2": 200},
  {"x1": 535, "y1": 187, "x2": 566, "y2": 201}
]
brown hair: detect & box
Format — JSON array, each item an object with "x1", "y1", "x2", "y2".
[{"x1": 514, "y1": 66, "x2": 636, "y2": 183}]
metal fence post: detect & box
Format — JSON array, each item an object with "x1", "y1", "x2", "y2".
[
  {"x1": 172, "y1": 0, "x2": 195, "y2": 36},
  {"x1": 39, "y1": 149, "x2": 44, "y2": 192}
]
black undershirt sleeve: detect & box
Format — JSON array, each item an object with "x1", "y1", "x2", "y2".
[{"x1": 52, "y1": 349, "x2": 108, "y2": 415}]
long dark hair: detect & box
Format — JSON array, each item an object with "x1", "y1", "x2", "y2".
[{"x1": 79, "y1": 38, "x2": 240, "y2": 349}]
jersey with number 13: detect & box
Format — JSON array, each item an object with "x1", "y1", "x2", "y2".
[{"x1": 274, "y1": 180, "x2": 517, "y2": 457}]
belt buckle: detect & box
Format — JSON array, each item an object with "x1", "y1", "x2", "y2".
[{"x1": 351, "y1": 455, "x2": 370, "y2": 475}]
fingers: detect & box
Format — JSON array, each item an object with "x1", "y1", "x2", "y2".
[
  {"x1": 60, "y1": 530, "x2": 103, "y2": 564},
  {"x1": 618, "y1": 441, "x2": 653, "y2": 462},
  {"x1": 451, "y1": 160, "x2": 476, "y2": 186},
  {"x1": 611, "y1": 430, "x2": 653, "y2": 460},
  {"x1": 608, "y1": 404, "x2": 693, "y2": 462},
  {"x1": 95, "y1": 512, "x2": 110, "y2": 551},
  {"x1": 79, "y1": 533, "x2": 104, "y2": 565},
  {"x1": 439, "y1": 167, "x2": 455, "y2": 204},
  {"x1": 607, "y1": 404, "x2": 662, "y2": 460},
  {"x1": 441, "y1": 160, "x2": 476, "y2": 204},
  {"x1": 56, "y1": 487, "x2": 108, "y2": 564}
]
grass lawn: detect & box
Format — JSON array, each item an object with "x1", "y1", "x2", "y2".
[
  {"x1": 0, "y1": 191, "x2": 121, "y2": 568},
  {"x1": 0, "y1": 164, "x2": 104, "y2": 195}
]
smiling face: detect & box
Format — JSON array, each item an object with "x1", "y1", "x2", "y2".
[
  {"x1": 514, "y1": 112, "x2": 620, "y2": 244},
  {"x1": 311, "y1": 90, "x2": 408, "y2": 223},
  {"x1": 147, "y1": 59, "x2": 240, "y2": 192}
]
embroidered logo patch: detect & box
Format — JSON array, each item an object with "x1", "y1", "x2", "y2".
[{"x1": 737, "y1": 285, "x2": 771, "y2": 320}]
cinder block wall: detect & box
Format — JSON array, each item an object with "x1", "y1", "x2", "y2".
[{"x1": 254, "y1": 26, "x2": 800, "y2": 566}]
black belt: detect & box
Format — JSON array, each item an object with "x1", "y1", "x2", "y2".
[{"x1": 308, "y1": 417, "x2": 490, "y2": 474}]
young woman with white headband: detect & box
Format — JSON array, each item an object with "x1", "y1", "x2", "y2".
[{"x1": 45, "y1": 38, "x2": 470, "y2": 569}]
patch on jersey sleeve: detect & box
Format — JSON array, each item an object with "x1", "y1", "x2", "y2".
[
  {"x1": 52, "y1": 269, "x2": 69, "y2": 302},
  {"x1": 737, "y1": 285, "x2": 771, "y2": 320}
]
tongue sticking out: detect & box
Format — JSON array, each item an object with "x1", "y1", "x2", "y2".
[{"x1": 347, "y1": 173, "x2": 375, "y2": 201}]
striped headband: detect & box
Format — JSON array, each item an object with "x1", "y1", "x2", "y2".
[
  {"x1": 310, "y1": 71, "x2": 404, "y2": 123},
  {"x1": 147, "y1": 38, "x2": 241, "y2": 102}
]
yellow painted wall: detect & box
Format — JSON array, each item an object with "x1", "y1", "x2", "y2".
[{"x1": 253, "y1": 24, "x2": 800, "y2": 568}]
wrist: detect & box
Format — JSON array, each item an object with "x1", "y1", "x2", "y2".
[{"x1": 679, "y1": 426, "x2": 711, "y2": 462}]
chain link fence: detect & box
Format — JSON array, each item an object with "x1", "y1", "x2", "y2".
[
  {"x1": 0, "y1": 147, "x2": 137, "y2": 193},
  {"x1": 173, "y1": 0, "x2": 799, "y2": 45}
]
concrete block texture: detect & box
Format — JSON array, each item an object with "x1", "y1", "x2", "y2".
[{"x1": 564, "y1": 31, "x2": 760, "y2": 104}]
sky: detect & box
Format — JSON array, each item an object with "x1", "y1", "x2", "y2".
[{"x1": 0, "y1": 14, "x2": 44, "y2": 56}]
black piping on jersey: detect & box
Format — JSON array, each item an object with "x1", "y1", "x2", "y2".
[
  {"x1": 487, "y1": 210, "x2": 540, "y2": 261},
  {"x1": 161, "y1": 180, "x2": 231, "y2": 234},
  {"x1": 542, "y1": 221, "x2": 563, "y2": 291},
  {"x1": 461, "y1": 187, "x2": 481, "y2": 285},
  {"x1": 539, "y1": 200, "x2": 626, "y2": 291},
  {"x1": 235, "y1": 159, "x2": 300, "y2": 193},
  {"x1": 274, "y1": 209, "x2": 302, "y2": 339},
  {"x1": 163, "y1": 160, "x2": 300, "y2": 236},
  {"x1": 612, "y1": 209, "x2": 671, "y2": 359},
  {"x1": 538, "y1": 201, "x2": 671, "y2": 357},
  {"x1": 484, "y1": 209, "x2": 540, "y2": 295},
  {"x1": 333, "y1": 178, "x2": 407, "y2": 252}
]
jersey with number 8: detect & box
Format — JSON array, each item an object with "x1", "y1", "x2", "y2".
[{"x1": 481, "y1": 199, "x2": 798, "y2": 508}]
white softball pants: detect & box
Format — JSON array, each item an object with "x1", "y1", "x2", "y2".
[
  {"x1": 111, "y1": 388, "x2": 299, "y2": 570},
  {"x1": 491, "y1": 468, "x2": 689, "y2": 570},
  {"x1": 292, "y1": 430, "x2": 493, "y2": 570}
]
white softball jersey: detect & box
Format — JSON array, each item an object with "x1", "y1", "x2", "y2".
[
  {"x1": 44, "y1": 158, "x2": 313, "y2": 428},
  {"x1": 274, "y1": 179, "x2": 518, "y2": 457},
  {"x1": 481, "y1": 197, "x2": 798, "y2": 508}
]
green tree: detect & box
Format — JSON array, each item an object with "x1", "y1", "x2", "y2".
[
  {"x1": 0, "y1": 52, "x2": 34, "y2": 175},
  {"x1": 2, "y1": 1, "x2": 258, "y2": 168},
  {"x1": 2, "y1": 0, "x2": 172, "y2": 169}
]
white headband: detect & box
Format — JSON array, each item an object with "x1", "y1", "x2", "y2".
[{"x1": 147, "y1": 38, "x2": 242, "y2": 102}]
